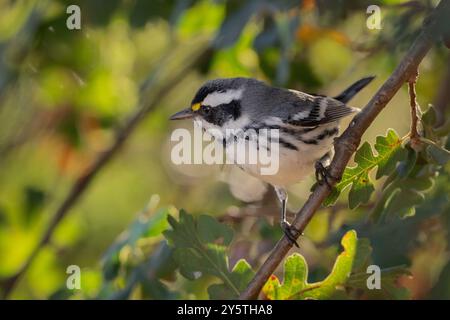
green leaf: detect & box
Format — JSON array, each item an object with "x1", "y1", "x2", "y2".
[
  {"x1": 197, "y1": 214, "x2": 233, "y2": 245},
  {"x1": 323, "y1": 185, "x2": 341, "y2": 207},
  {"x1": 262, "y1": 253, "x2": 309, "y2": 300},
  {"x1": 325, "y1": 129, "x2": 406, "y2": 208},
  {"x1": 141, "y1": 278, "x2": 178, "y2": 300},
  {"x1": 348, "y1": 171, "x2": 375, "y2": 209},
  {"x1": 23, "y1": 186, "x2": 46, "y2": 225},
  {"x1": 102, "y1": 242, "x2": 178, "y2": 300},
  {"x1": 347, "y1": 266, "x2": 411, "y2": 299},
  {"x1": 352, "y1": 238, "x2": 373, "y2": 271},
  {"x1": 301, "y1": 230, "x2": 359, "y2": 300},
  {"x1": 164, "y1": 210, "x2": 252, "y2": 299},
  {"x1": 384, "y1": 188, "x2": 425, "y2": 218},
  {"x1": 421, "y1": 105, "x2": 439, "y2": 139},
  {"x1": 371, "y1": 156, "x2": 436, "y2": 222},
  {"x1": 263, "y1": 230, "x2": 410, "y2": 300},
  {"x1": 421, "y1": 105, "x2": 437, "y2": 127},
  {"x1": 208, "y1": 259, "x2": 255, "y2": 299},
  {"x1": 102, "y1": 207, "x2": 170, "y2": 281},
  {"x1": 375, "y1": 129, "x2": 407, "y2": 178},
  {"x1": 263, "y1": 230, "x2": 359, "y2": 300},
  {"x1": 422, "y1": 139, "x2": 450, "y2": 165},
  {"x1": 396, "y1": 146, "x2": 417, "y2": 178},
  {"x1": 366, "y1": 108, "x2": 447, "y2": 222}
]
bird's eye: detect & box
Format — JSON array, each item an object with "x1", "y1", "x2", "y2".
[{"x1": 202, "y1": 106, "x2": 211, "y2": 114}]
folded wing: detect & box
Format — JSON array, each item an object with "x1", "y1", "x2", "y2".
[{"x1": 285, "y1": 95, "x2": 359, "y2": 127}]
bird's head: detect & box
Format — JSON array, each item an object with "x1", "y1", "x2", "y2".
[{"x1": 170, "y1": 78, "x2": 262, "y2": 130}]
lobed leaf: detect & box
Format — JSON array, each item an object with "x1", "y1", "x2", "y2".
[
  {"x1": 347, "y1": 266, "x2": 411, "y2": 299},
  {"x1": 264, "y1": 230, "x2": 359, "y2": 299},
  {"x1": 208, "y1": 259, "x2": 255, "y2": 299},
  {"x1": 370, "y1": 147, "x2": 437, "y2": 223},
  {"x1": 325, "y1": 129, "x2": 406, "y2": 208},
  {"x1": 263, "y1": 230, "x2": 409, "y2": 300},
  {"x1": 164, "y1": 210, "x2": 253, "y2": 299}
]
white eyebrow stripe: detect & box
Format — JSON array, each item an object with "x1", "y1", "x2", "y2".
[{"x1": 202, "y1": 89, "x2": 243, "y2": 107}]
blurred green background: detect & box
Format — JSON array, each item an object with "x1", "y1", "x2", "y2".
[{"x1": 0, "y1": 0, "x2": 448, "y2": 299}]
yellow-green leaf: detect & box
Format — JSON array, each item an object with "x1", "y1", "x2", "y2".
[{"x1": 325, "y1": 129, "x2": 406, "y2": 208}]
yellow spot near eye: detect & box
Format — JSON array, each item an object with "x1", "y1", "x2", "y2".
[{"x1": 192, "y1": 103, "x2": 201, "y2": 111}]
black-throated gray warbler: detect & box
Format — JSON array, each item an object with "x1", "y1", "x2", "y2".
[{"x1": 170, "y1": 76, "x2": 374, "y2": 246}]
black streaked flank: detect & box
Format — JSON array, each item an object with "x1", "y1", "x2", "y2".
[
  {"x1": 240, "y1": 122, "x2": 323, "y2": 147},
  {"x1": 215, "y1": 121, "x2": 337, "y2": 153},
  {"x1": 278, "y1": 138, "x2": 299, "y2": 151},
  {"x1": 314, "y1": 127, "x2": 339, "y2": 141}
]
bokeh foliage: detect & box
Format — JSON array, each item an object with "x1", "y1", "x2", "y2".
[{"x1": 0, "y1": 0, "x2": 448, "y2": 299}]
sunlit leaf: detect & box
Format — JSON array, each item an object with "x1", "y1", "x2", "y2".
[
  {"x1": 263, "y1": 230, "x2": 409, "y2": 300},
  {"x1": 264, "y1": 230, "x2": 359, "y2": 300},
  {"x1": 348, "y1": 171, "x2": 375, "y2": 209},
  {"x1": 324, "y1": 129, "x2": 406, "y2": 208},
  {"x1": 375, "y1": 129, "x2": 407, "y2": 178}
]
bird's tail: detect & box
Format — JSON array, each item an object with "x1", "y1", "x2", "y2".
[{"x1": 334, "y1": 76, "x2": 375, "y2": 103}]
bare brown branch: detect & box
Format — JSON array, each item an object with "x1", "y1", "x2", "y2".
[{"x1": 239, "y1": 0, "x2": 450, "y2": 300}]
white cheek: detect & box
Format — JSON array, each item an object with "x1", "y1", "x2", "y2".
[
  {"x1": 193, "y1": 118, "x2": 227, "y2": 144},
  {"x1": 222, "y1": 114, "x2": 250, "y2": 130},
  {"x1": 194, "y1": 117, "x2": 221, "y2": 133}
]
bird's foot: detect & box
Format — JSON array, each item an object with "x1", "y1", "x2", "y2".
[
  {"x1": 315, "y1": 161, "x2": 339, "y2": 189},
  {"x1": 281, "y1": 221, "x2": 301, "y2": 248}
]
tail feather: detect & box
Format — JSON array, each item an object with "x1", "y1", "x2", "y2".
[{"x1": 334, "y1": 76, "x2": 375, "y2": 103}]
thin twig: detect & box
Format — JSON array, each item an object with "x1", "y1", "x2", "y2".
[
  {"x1": 0, "y1": 48, "x2": 210, "y2": 299},
  {"x1": 408, "y1": 68, "x2": 422, "y2": 150},
  {"x1": 239, "y1": 0, "x2": 450, "y2": 300}
]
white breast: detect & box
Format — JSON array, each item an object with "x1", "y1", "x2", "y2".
[
  {"x1": 196, "y1": 117, "x2": 337, "y2": 188},
  {"x1": 232, "y1": 123, "x2": 338, "y2": 187}
]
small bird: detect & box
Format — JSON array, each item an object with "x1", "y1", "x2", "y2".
[{"x1": 170, "y1": 76, "x2": 374, "y2": 246}]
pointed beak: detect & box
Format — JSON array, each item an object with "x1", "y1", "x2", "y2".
[{"x1": 169, "y1": 108, "x2": 194, "y2": 120}]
